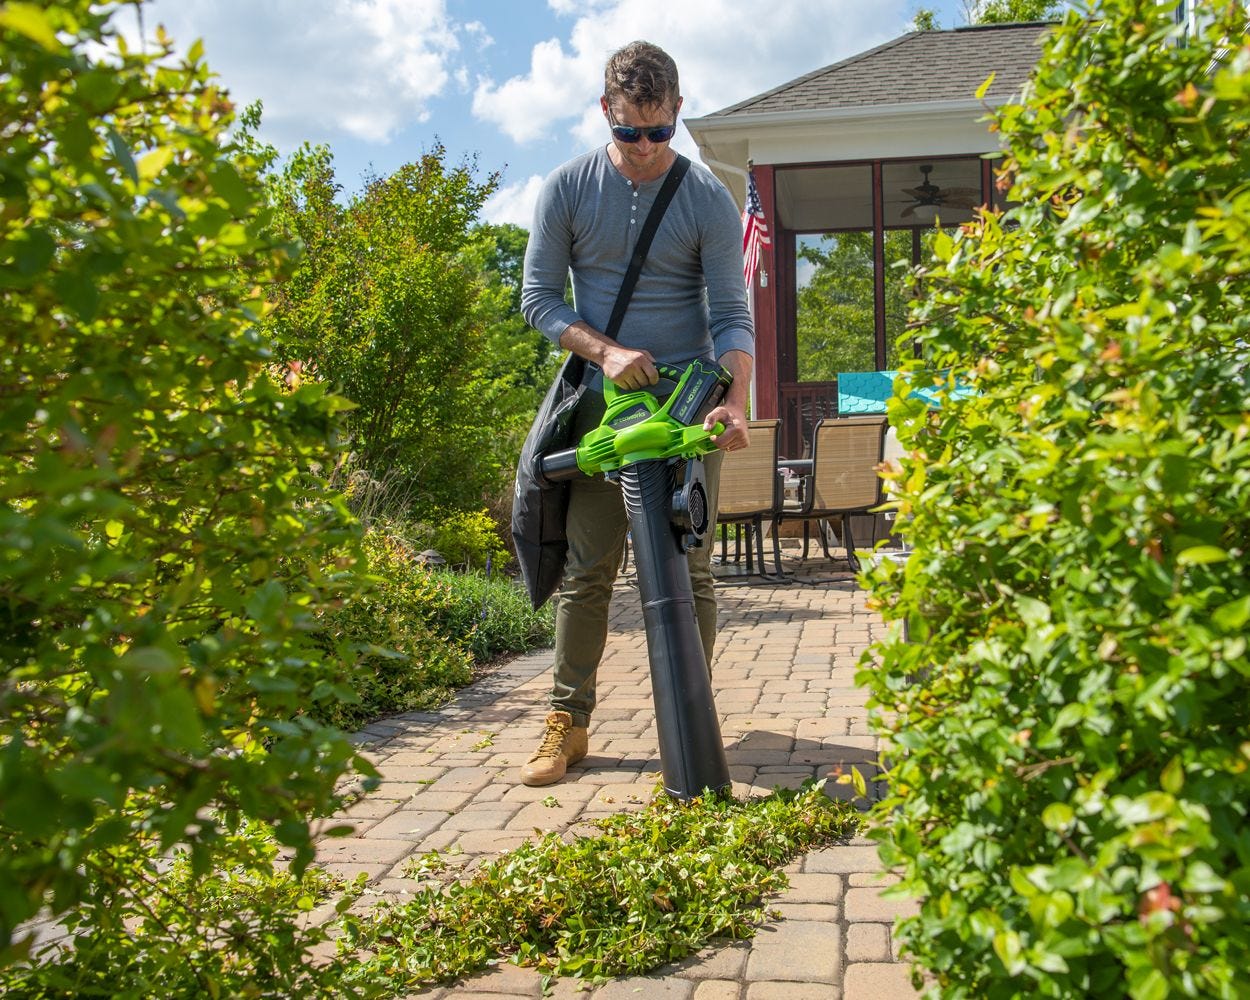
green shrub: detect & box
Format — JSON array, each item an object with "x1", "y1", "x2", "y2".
[
  {"x1": 420, "y1": 564, "x2": 555, "y2": 663},
  {"x1": 312, "y1": 529, "x2": 475, "y2": 730},
  {"x1": 0, "y1": 0, "x2": 374, "y2": 963},
  {"x1": 429, "y1": 508, "x2": 510, "y2": 571},
  {"x1": 0, "y1": 820, "x2": 363, "y2": 999},
  {"x1": 261, "y1": 144, "x2": 536, "y2": 520},
  {"x1": 862, "y1": 3, "x2": 1250, "y2": 998},
  {"x1": 312, "y1": 526, "x2": 552, "y2": 730}
]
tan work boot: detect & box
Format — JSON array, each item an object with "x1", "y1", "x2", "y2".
[{"x1": 520, "y1": 710, "x2": 588, "y2": 786}]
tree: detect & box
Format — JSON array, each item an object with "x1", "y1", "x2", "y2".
[
  {"x1": 0, "y1": 0, "x2": 373, "y2": 982},
  {"x1": 465, "y1": 222, "x2": 558, "y2": 400},
  {"x1": 962, "y1": 0, "x2": 1062, "y2": 23},
  {"x1": 263, "y1": 146, "x2": 532, "y2": 518},
  {"x1": 912, "y1": 7, "x2": 941, "y2": 30},
  {"x1": 475, "y1": 222, "x2": 528, "y2": 317},
  {"x1": 460, "y1": 222, "x2": 561, "y2": 514},
  {"x1": 864, "y1": 2, "x2": 1250, "y2": 995}
]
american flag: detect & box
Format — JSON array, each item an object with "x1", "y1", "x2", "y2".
[{"x1": 742, "y1": 170, "x2": 771, "y2": 287}]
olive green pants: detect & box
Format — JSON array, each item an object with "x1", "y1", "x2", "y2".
[{"x1": 550, "y1": 395, "x2": 723, "y2": 727}]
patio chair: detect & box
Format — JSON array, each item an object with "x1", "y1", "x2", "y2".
[
  {"x1": 776, "y1": 416, "x2": 889, "y2": 571},
  {"x1": 714, "y1": 419, "x2": 785, "y2": 579}
]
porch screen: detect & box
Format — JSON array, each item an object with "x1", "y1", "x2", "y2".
[
  {"x1": 796, "y1": 231, "x2": 877, "y2": 378},
  {"x1": 780, "y1": 157, "x2": 987, "y2": 381},
  {"x1": 778, "y1": 164, "x2": 875, "y2": 381}
]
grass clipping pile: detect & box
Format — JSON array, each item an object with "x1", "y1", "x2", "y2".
[{"x1": 338, "y1": 780, "x2": 859, "y2": 989}]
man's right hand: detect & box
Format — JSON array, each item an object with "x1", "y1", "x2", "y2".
[
  {"x1": 558, "y1": 322, "x2": 658, "y2": 391},
  {"x1": 600, "y1": 345, "x2": 658, "y2": 392}
]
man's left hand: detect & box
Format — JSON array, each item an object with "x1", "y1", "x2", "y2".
[{"x1": 705, "y1": 402, "x2": 749, "y2": 452}]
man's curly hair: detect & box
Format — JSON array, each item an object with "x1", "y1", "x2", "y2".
[{"x1": 604, "y1": 40, "x2": 680, "y2": 111}]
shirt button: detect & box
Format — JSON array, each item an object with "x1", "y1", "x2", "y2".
[{"x1": 630, "y1": 219, "x2": 636, "y2": 225}]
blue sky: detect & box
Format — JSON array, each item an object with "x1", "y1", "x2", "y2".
[{"x1": 130, "y1": 0, "x2": 985, "y2": 227}]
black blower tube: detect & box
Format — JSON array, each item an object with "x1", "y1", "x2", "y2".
[
  {"x1": 618, "y1": 458, "x2": 731, "y2": 801},
  {"x1": 539, "y1": 447, "x2": 582, "y2": 483}
]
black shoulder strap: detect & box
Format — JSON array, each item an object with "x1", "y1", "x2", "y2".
[{"x1": 603, "y1": 154, "x2": 691, "y2": 341}]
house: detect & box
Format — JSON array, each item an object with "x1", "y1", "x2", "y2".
[{"x1": 685, "y1": 22, "x2": 1052, "y2": 457}]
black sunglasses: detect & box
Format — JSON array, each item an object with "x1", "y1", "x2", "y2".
[{"x1": 606, "y1": 107, "x2": 677, "y2": 145}]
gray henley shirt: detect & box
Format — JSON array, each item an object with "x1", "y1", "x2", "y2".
[{"x1": 520, "y1": 146, "x2": 755, "y2": 367}]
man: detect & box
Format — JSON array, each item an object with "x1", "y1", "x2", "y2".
[{"x1": 518, "y1": 40, "x2": 754, "y2": 786}]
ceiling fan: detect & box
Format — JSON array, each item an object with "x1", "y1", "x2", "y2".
[{"x1": 900, "y1": 164, "x2": 980, "y2": 220}]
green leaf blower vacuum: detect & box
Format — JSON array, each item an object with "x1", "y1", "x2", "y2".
[{"x1": 540, "y1": 359, "x2": 733, "y2": 801}]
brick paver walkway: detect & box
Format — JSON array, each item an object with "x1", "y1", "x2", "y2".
[{"x1": 325, "y1": 559, "x2": 920, "y2": 999}]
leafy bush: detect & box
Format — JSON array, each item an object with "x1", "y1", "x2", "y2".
[
  {"x1": 337, "y1": 781, "x2": 859, "y2": 989},
  {"x1": 862, "y1": 3, "x2": 1250, "y2": 998},
  {"x1": 0, "y1": 821, "x2": 363, "y2": 999},
  {"x1": 261, "y1": 144, "x2": 537, "y2": 521},
  {"x1": 428, "y1": 508, "x2": 511, "y2": 571},
  {"x1": 420, "y1": 563, "x2": 555, "y2": 663},
  {"x1": 313, "y1": 527, "x2": 552, "y2": 730},
  {"x1": 0, "y1": 0, "x2": 376, "y2": 963},
  {"x1": 312, "y1": 530, "x2": 475, "y2": 730}
]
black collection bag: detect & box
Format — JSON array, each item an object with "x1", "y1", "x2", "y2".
[
  {"x1": 511, "y1": 155, "x2": 690, "y2": 609},
  {"x1": 511, "y1": 351, "x2": 587, "y2": 609}
]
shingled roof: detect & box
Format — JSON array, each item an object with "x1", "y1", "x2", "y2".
[{"x1": 708, "y1": 22, "x2": 1051, "y2": 117}]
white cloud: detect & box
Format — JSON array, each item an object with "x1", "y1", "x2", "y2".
[
  {"x1": 473, "y1": 0, "x2": 911, "y2": 153},
  {"x1": 463, "y1": 21, "x2": 494, "y2": 52},
  {"x1": 133, "y1": 0, "x2": 462, "y2": 146},
  {"x1": 482, "y1": 175, "x2": 546, "y2": 227},
  {"x1": 546, "y1": 0, "x2": 616, "y2": 14},
  {"x1": 472, "y1": 37, "x2": 596, "y2": 144}
]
